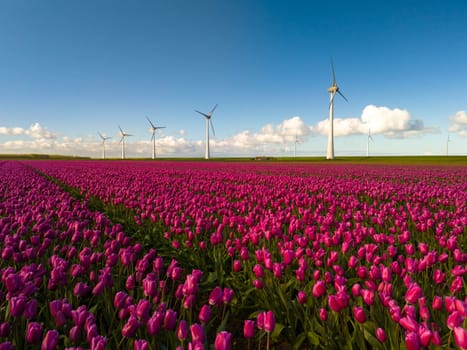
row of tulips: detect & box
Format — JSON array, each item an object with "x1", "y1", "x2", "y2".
[
  {"x1": 5, "y1": 160, "x2": 467, "y2": 349},
  {"x1": 0, "y1": 161, "x2": 258, "y2": 349}
]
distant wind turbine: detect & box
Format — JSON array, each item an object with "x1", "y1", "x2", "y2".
[
  {"x1": 293, "y1": 134, "x2": 301, "y2": 158},
  {"x1": 366, "y1": 128, "x2": 374, "y2": 157},
  {"x1": 195, "y1": 104, "x2": 217, "y2": 159},
  {"x1": 98, "y1": 132, "x2": 111, "y2": 160},
  {"x1": 146, "y1": 117, "x2": 166, "y2": 159},
  {"x1": 118, "y1": 126, "x2": 132, "y2": 160},
  {"x1": 326, "y1": 59, "x2": 348, "y2": 160},
  {"x1": 446, "y1": 134, "x2": 451, "y2": 156}
]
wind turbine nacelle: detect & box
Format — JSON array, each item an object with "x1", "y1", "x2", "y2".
[{"x1": 328, "y1": 86, "x2": 338, "y2": 93}]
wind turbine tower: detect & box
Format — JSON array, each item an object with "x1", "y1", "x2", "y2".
[
  {"x1": 118, "y1": 126, "x2": 132, "y2": 160},
  {"x1": 446, "y1": 134, "x2": 451, "y2": 156},
  {"x1": 294, "y1": 134, "x2": 300, "y2": 158},
  {"x1": 146, "y1": 117, "x2": 166, "y2": 159},
  {"x1": 326, "y1": 60, "x2": 348, "y2": 160},
  {"x1": 195, "y1": 104, "x2": 217, "y2": 159},
  {"x1": 366, "y1": 128, "x2": 374, "y2": 157},
  {"x1": 98, "y1": 132, "x2": 111, "y2": 160}
]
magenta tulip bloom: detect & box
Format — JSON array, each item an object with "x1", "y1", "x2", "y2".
[
  {"x1": 164, "y1": 309, "x2": 177, "y2": 330},
  {"x1": 183, "y1": 274, "x2": 199, "y2": 295},
  {"x1": 312, "y1": 280, "x2": 326, "y2": 298},
  {"x1": 136, "y1": 299, "x2": 151, "y2": 322},
  {"x1": 9, "y1": 296, "x2": 26, "y2": 317},
  {"x1": 376, "y1": 328, "x2": 387, "y2": 343},
  {"x1": 122, "y1": 316, "x2": 140, "y2": 338},
  {"x1": 418, "y1": 327, "x2": 432, "y2": 347},
  {"x1": 183, "y1": 294, "x2": 196, "y2": 309},
  {"x1": 244, "y1": 320, "x2": 255, "y2": 338},
  {"x1": 0, "y1": 323, "x2": 11, "y2": 337},
  {"x1": 69, "y1": 325, "x2": 81, "y2": 343},
  {"x1": 253, "y1": 279, "x2": 264, "y2": 289},
  {"x1": 405, "y1": 284, "x2": 422, "y2": 304},
  {"x1": 114, "y1": 291, "x2": 128, "y2": 309},
  {"x1": 405, "y1": 331, "x2": 420, "y2": 350},
  {"x1": 263, "y1": 311, "x2": 275, "y2": 333},
  {"x1": 134, "y1": 339, "x2": 150, "y2": 350},
  {"x1": 41, "y1": 329, "x2": 59, "y2": 350},
  {"x1": 253, "y1": 264, "x2": 264, "y2": 278},
  {"x1": 328, "y1": 295, "x2": 342, "y2": 312},
  {"x1": 223, "y1": 288, "x2": 234, "y2": 304},
  {"x1": 454, "y1": 327, "x2": 467, "y2": 350},
  {"x1": 214, "y1": 331, "x2": 232, "y2": 350},
  {"x1": 91, "y1": 335, "x2": 107, "y2": 350},
  {"x1": 233, "y1": 260, "x2": 242, "y2": 272},
  {"x1": 353, "y1": 306, "x2": 366, "y2": 323},
  {"x1": 319, "y1": 308, "x2": 328, "y2": 321},
  {"x1": 177, "y1": 320, "x2": 188, "y2": 341},
  {"x1": 297, "y1": 291, "x2": 307, "y2": 304},
  {"x1": 198, "y1": 304, "x2": 211, "y2": 323},
  {"x1": 400, "y1": 316, "x2": 419, "y2": 333},
  {"x1": 432, "y1": 295, "x2": 443, "y2": 311},
  {"x1": 147, "y1": 312, "x2": 164, "y2": 335},
  {"x1": 23, "y1": 299, "x2": 38, "y2": 319},
  {"x1": 447, "y1": 311, "x2": 464, "y2": 330},
  {"x1": 142, "y1": 276, "x2": 158, "y2": 298},
  {"x1": 26, "y1": 322, "x2": 43, "y2": 343},
  {"x1": 209, "y1": 286, "x2": 223, "y2": 306},
  {"x1": 190, "y1": 323, "x2": 205, "y2": 343}
]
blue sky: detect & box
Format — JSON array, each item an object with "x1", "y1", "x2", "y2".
[{"x1": 0, "y1": 0, "x2": 466, "y2": 157}]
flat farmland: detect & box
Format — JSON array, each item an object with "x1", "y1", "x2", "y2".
[{"x1": 0, "y1": 160, "x2": 466, "y2": 349}]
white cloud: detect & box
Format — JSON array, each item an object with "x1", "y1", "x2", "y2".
[
  {"x1": 209, "y1": 116, "x2": 313, "y2": 154},
  {"x1": 0, "y1": 122, "x2": 57, "y2": 139},
  {"x1": 313, "y1": 105, "x2": 436, "y2": 138},
  {"x1": 448, "y1": 111, "x2": 467, "y2": 137}
]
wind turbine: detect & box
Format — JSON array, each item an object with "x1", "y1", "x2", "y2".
[
  {"x1": 326, "y1": 59, "x2": 348, "y2": 160},
  {"x1": 446, "y1": 134, "x2": 451, "y2": 156},
  {"x1": 195, "y1": 104, "x2": 217, "y2": 159},
  {"x1": 98, "y1": 132, "x2": 111, "y2": 159},
  {"x1": 146, "y1": 117, "x2": 166, "y2": 159},
  {"x1": 366, "y1": 128, "x2": 374, "y2": 157},
  {"x1": 293, "y1": 134, "x2": 301, "y2": 158},
  {"x1": 118, "y1": 126, "x2": 132, "y2": 160}
]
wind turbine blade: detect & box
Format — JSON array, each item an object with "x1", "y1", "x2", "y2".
[
  {"x1": 126, "y1": 133, "x2": 133, "y2": 137},
  {"x1": 118, "y1": 125, "x2": 124, "y2": 133},
  {"x1": 151, "y1": 133, "x2": 155, "y2": 141},
  {"x1": 329, "y1": 94, "x2": 335, "y2": 109},
  {"x1": 210, "y1": 119, "x2": 215, "y2": 137},
  {"x1": 337, "y1": 90, "x2": 348, "y2": 102},
  {"x1": 195, "y1": 110, "x2": 209, "y2": 118},
  {"x1": 119, "y1": 137, "x2": 124, "y2": 144},
  {"x1": 146, "y1": 116, "x2": 156, "y2": 129},
  {"x1": 156, "y1": 126, "x2": 166, "y2": 130},
  {"x1": 210, "y1": 104, "x2": 218, "y2": 114},
  {"x1": 98, "y1": 132, "x2": 104, "y2": 140},
  {"x1": 331, "y1": 58, "x2": 336, "y2": 86}
]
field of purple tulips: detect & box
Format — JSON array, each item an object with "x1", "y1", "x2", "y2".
[{"x1": 1, "y1": 160, "x2": 466, "y2": 350}]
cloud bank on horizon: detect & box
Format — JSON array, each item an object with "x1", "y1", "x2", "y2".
[
  {"x1": 448, "y1": 111, "x2": 467, "y2": 137},
  {"x1": 0, "y1": 106, "x2": 464, "y2": 157}
]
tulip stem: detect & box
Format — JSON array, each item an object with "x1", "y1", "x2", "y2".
[{"x1": 266, "y1": 332, "x2": 270, "y2": 350}]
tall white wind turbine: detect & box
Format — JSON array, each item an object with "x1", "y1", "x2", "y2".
[
  {"x1": 98, "y1": 132, "x2": 111, "y2": 159},
  {"x1": 366, "y1": 128, "x2": 374, "y2": 157},
  {"x1": 118, "y1": 126, "x2": 132, "y2": 160},
  {"x1": 326, "y1": 60, "x2": 348, "y2": 160},
  {"x1": 195, "y1": 104, "x2": 217, "y2": 159},
  {"x1": 146, "y1": 117, "x2": 166, "y2": 159},
  {"x1": 293, "y1": 134, "x2": 301, "y2": 158},
  {"x1": 446, "y1": 134, "x2": 451, "y2": 156}
]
